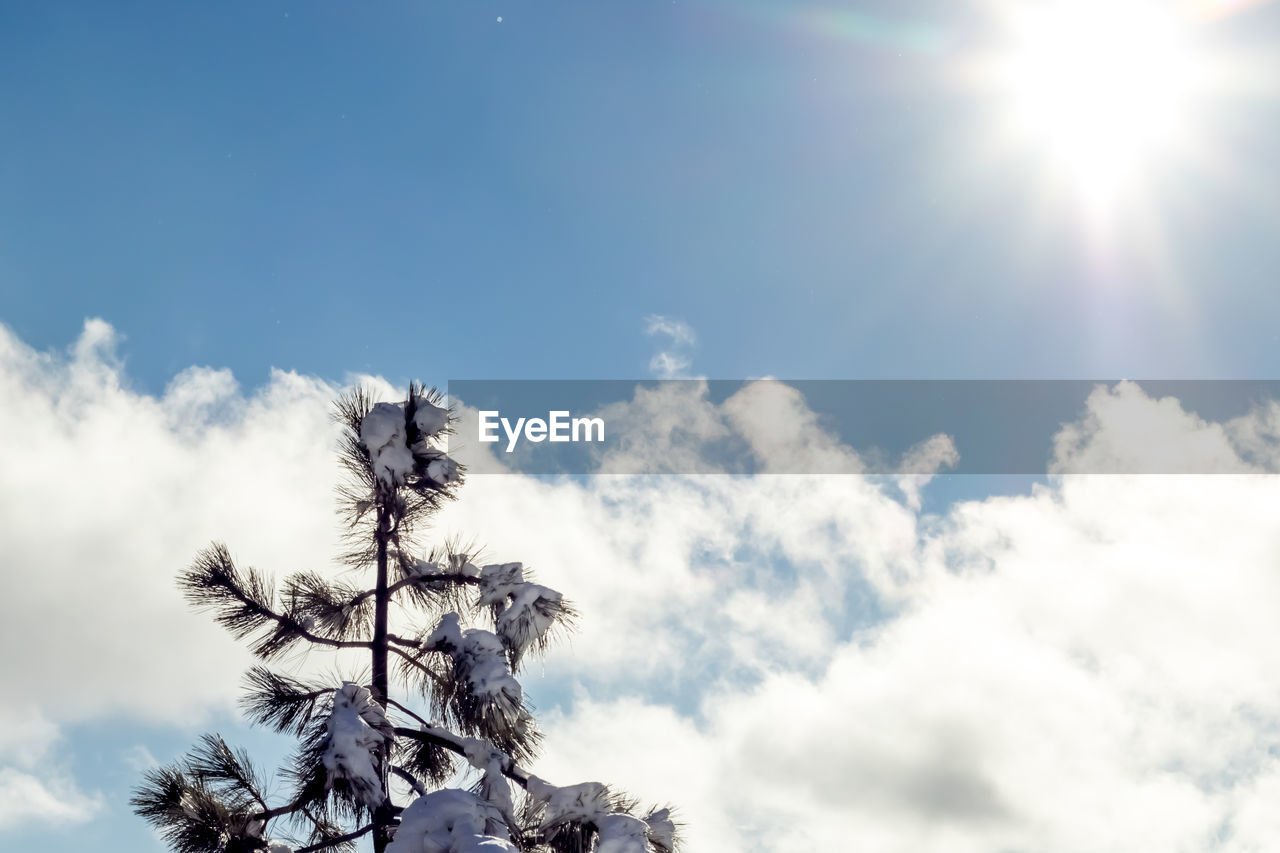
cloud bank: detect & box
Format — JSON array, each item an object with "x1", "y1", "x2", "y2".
[{"x1": 4, "y1": 319, "x2": 1280, "y2": 852}]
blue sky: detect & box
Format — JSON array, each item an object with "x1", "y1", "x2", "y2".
[
  {"x1": 5, "y1": 2, "x2": 1280, "y2": 852},
  {"x1": 5, "y1": 0, "x2": 1280, "y2": 392}
]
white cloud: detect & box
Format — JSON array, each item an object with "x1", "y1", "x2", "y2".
[
  {"x1": 644, "y1": 315, "x2": 697, "y2": 378},
  {"x1": 648, "y1": 351, "x2": 691, "y2": 379},
  {"x1": 1051, "y1": 381, "x2": 1255, "y2": 474},
  {"x1": 121, "y1": 745, "x2": 159, "y2": 773},
  {"x1": 0, "y1": 706, "x2": 101, "y2": 830},
  {"x1": 0, "y1": 319, "x2": 345, "y2": 727},
  {"x1": 587, "y1": 381, "x2": 731, "y2": 474},
  {"x1": 433, "y1": 470, "x2": 925, "y2": 682},
  {"x1": 0, "y1": 768, "x2": 100, "y2": 830},
  {"x1": 535, "y1": 698, "x2": 735, "y2": 844},
  {"x1": 533, "y1": 390, "x2": 1280, "y2": 853},
  {"x1": 0, "y1": 707, "x2": 61, "y2": 769},
  {"x1": 643, "y1": 315, "x2": 696, "y2": 349}
]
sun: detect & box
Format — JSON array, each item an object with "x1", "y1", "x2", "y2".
[{"x1": 990, "y1": 0, "x2": 1210, "y2": 204}]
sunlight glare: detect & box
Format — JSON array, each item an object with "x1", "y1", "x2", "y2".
[{"x1": 995, "y1": 0, "x2": 1208, "y2": 203}]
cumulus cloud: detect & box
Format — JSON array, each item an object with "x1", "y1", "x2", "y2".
[
  {"x1": 0, "y1": 319, "x2": 345, "y2": 730},
  {"x1": 0, "y1": 319, "x2": 379, "y2": 830},
  {"x1": 7, "y1": 319, "x2": 1280, "y2": 851},
  {"x1": 533, "y1": 395, "x2": 1280, "y2": 852},
  {"x1": 1051, "y1": 381, "x2": 1255, "y2": 474}
]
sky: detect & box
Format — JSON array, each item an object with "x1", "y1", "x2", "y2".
[{"x1": 4, "y1": 1, "x2": 1280, "y2": 852}]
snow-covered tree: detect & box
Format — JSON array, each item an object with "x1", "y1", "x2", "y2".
[{"x1": 132, "y1": 385, "x2": 679, "y2": 853}]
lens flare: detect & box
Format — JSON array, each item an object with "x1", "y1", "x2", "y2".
[{"x1": 991, "y1": 0, "x2": 1210, "y2": 205}]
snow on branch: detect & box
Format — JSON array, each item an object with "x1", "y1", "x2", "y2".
[
  {"x1": 385, "y1": 789, "x2": 516, "y2": 853},
  {"x1": 386, "y1": 725, "x2": 681, "y2": 853},
  {"x1": 525, "y1": 777, "x2": 678, "y2": 853},
  {"x1": 421, "y1": 614, "x2": 537, "y2": 761},
  {"x1": 360, "y1": 397, "x2": 459, "y2": 491},
  {"x1": 408, "y1": 554, "x2": 481, "y2": 581},
  {"x1": 321, "y1": 683, "x2": 395, "y2": 810},
  {"x1": 379, "y1": 551, "x2": 482, "y2": 613},
  {"x1": 458, "y1": 738, "x2": 516, "y2": 834},
  {"x1": 476, "y1": 562, "x2": 576, "y2": 668},
  {"x1": 332, "y1": 386, "x2": 463, "y2": 562}
]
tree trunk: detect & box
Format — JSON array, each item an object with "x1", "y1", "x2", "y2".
[{"x1": 372, "y1": 501, "x2": 391, "y2": 853}]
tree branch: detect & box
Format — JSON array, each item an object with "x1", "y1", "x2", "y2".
[
  {"x1": 294, "y1": 822, "x2": 375, "y2": 853},
  {"x1": 250, "y1": 792, "x2": 311, "y2": 823},
  {"x1": 350, "y1": 572, "x2": 480, "y2": 608},
  {"x1": 393, "y1": 727, "x2": 531, "y2": 789},
  {"x1": 383, "y1": 697, "x2": 431, "y2": 729},
  {"x1": 390, "y1": 764, "x2": 428, "y2": 797},
  {"x1": 388, "y1": 645, "x2": 445, "y2": 687},
  {"x1": 217, "y1": 575, "x2": 372, "y2": 651}
]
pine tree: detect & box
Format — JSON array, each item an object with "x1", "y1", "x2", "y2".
[{"x1": 132, "y1": 385, "x2": 680, "y2": 853}]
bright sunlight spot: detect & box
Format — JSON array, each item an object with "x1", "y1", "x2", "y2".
[{"x1": 993, "y1": 0, "x2": 1210, "y2": 203}]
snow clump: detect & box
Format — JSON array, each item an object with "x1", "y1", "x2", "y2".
[
  {"x1": 322, "y1": 682, "x2": 393, "y2": 808},
  {"x1": 477, "y1": 563, "x2": 564, "y2": 664},
  {"x1": 359, "y1": 397, "x2": 455, "y2": 488},
  {"x1": 425, "y1": 615, "x2": 523, "y2": 709},
  {"x1": 385, "y1": 789, "x2": 516, "y2": 853},
  {"x1": 525, "y1": 777, "x2": 674, "y2": 852}
]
